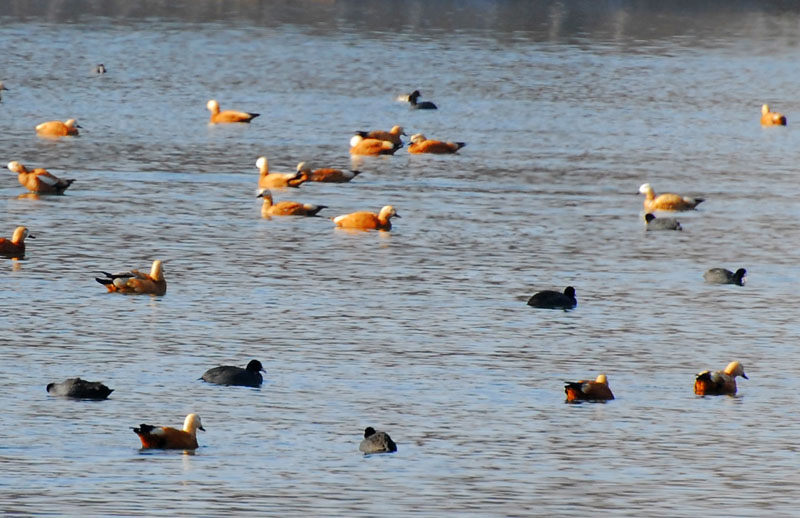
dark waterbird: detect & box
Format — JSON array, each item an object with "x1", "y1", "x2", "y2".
[
  {"x1": 527, "y1": 286, "x2": 577, "y2": 310},
  {"x1": 703, "y1": 268, "x2": 746, "y2": 286},
  {"x1": 359, "y1": 427, "x2": 397, "y2": 454},
  {"x1": 407, "y1": 90, "x2": 437, "y2": 110},
  {"x1": 46, "y1": 378, "x2": 113, "y2": 399},
  {"x1": 201, "y1": 359, "x2": 266, "y2": 387}
]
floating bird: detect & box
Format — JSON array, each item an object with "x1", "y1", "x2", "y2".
[
  {"x1": 359, "y1": 427, "x2": 397, "y2": 454},
  {"x1": 354, "y1": 126, "x2": 406, "y2": 146},
  {"x1": 133, "y1": 413, "x2": 204, "y2": 450},
  {"x1": 638, "y1": 183, "x2": 704, "y2": 212},
  {"x1": 47, "y1": 378, "x2": 113, "y2": 399},
  {"x1": 201, "y1": 359, "x2": 265, "y2": 388},
  {"x1": 35, "y1": 119, "x2": 80, "y2": 138},
  {"x1": 761, "y1": 104, "x2": 786, "y2": 126},
  {"x1": 257, "y1": 189, "x2": 326, "y2": 217},
  {"x1": 206, "y1": 99, "x2": 259, "y2": 124},
  {"x1": 0, "y1": 81, "x2": 7, "y2": 101},
  {"x1": 7, "y1": 161, "x2": 75, "y2": 194},
  {"x1": 703, "y1": 268, "x2": 746, "y2": 286},
  {"x1": 694, "y1": 361, "x2": 748, "y2": 396},
  {"x1": 0, "y1": 226, "x2": 33, "y2": 258},
  {"x1": 527, "y1": 286, "x2": 577, "y2": 310},
  {"x1": 349, "y1": 135, "x2": 401, "y2": 156},
  {"x1": 296, "y1": 162, "x2": 360, "y2": 183},
  {"x1": 564, "y1": 374, "x2": 614, "y2": 402},
  {"x1": 95, "y1": 260, "x2": 166, "y2": 295},
  {"x1": 407, "y1": 90, "x2": 437, "y2": 110},
  {"x1": 257, "y1": 157, "x2": 307, "y2": 189},
  {"x1": 94, "y1": 64, "x2": 106, "y2": 74},
  {"x1": 644, "y1": 213, "x2": 682, "y2": 231},
  {"x1": 333, "y1": 205, "x2": 399, "y2": 231},
  {"x1": 408, "y1": 134, "x2": 466, "y2": 154}
]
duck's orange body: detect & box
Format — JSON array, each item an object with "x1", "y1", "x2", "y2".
[
  {"x1": 258, "y1": 189, "x2": 326, "y2": 217},
  {"x1": 564, "y1": 374, "x2": 615, "y2": 402},
  {"x1": 207, "y1": 99, "x2": 259, "y2": 123},
  {"x1": 7, "y1": 161, "x2": 74, "y2": 194},
  {"x1": 36, "y1": 119, "x2": 80, "y2": 137},
  {"x1": 296, "y1": 162, "x2": 360, "y2": 183},
  {"x1": 355, "y1": 126, "x2": 406, "y2": 146},
  {"x1": 761, "y1": 104, "x2": 787, "y2": 126},
  {"x1": 256, "y1": 157, "x2": 307, "y2": 189},
  {"x1": 133, "y1": 413, "x2": 204, "y2": 450},
  {"x1": 638, "y1": 183, "x2": 704, "y2": 212},
  {"x1": 96, "y1": 260, "x2": 166, "y2": 295},
  {"x1": 694, "y1": 361, "x2": 748, "y2": 396},
  {"x1": 333, "y1": 205, "x2": 399, "y2": 231},
  {"x1": 349, "y1": 135, "x2": 400, "y2": 156},
  {"x1": 0, "y1": 226, "x2": 32, "y2": 258},
  {"x1": 408, "y1": 134, "x2": 465, "y2": 154}
]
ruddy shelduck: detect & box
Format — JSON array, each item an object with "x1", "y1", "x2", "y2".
[
  {"x1": 0, "y1": 226, "x2": 33, "y2": 258},
  {"x1": 333, "y1": 205, "x2": 399, "y2": 231},
  {"x1": 408, "y1": 134, "x2": 466, "y2": 154},
  {"x1": 703, "y1": 267, "x2": 747, "y2": 286},
  {"x1": 644, "y1": 213, "x2": 682, "y2": 231},
  {"x1": 527, "y1": 286, "x2": 577, "y2": 310},
  {"x1": 257, "y1": 189, "x2": 326, "y2": 217},
  {"x1": 564, "y1": 374, "x2": 615, "y2": 402},
  {"x1": 638, "y1": 183, "x2": 704, "y2": 212},
  {"x1": 7, "y1": 161, "x2": 75, "y2": 194},
  {"x1": 761, "y1": 104, "x2": 787, "y2": 126},
  {"x1": 349, "y1": 135, "x2": 401, "y2": 156},
  {"x1": 95, "y1": 260, "x2": 166, "y2": 295},
  {"x1": 133, "y1": 413, "x2": 205, "y2": 450},
  {"x1": 296, "y1": 162, "x2": 360, "y2": 183},
  {"x1": 359, "y1": 427, "x2": 397, "y2": 454},
  {"x1": 694, "y1": 361, "x2": 748, "y2": 396},
  {"x1": 257, "y1": 157, "x2": 307, "y2": 189},
  {"x1": 35, "y1": 119, "x2": 80, "y2": 137},
  {"x1": 206, "y1": 99, "x2": 260, "y2": 124},
  {"x1": 202, "y1": 359, "x2": 266, "y2": 388},
  {"x1": 355, "y1": 126, "x2": 406, "y2": 146},
  {"x1": 407, "y1": 90, "x2": 437, "y2": 110},
  {"x1": 47, "y1": 378, "x2": 113, "y2": 399}
]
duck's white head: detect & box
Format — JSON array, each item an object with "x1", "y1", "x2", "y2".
[
  {"x1": 638, "y1": 183, "x2": 653, "y2": 195},
  {"x1": 724, "y1": 361, "x2": 747, "y2": 379},
  {"x1": 183, "y1": 413, "x2": 205, "y2": 433},
  {"x1": 296, "y1": 161, "x2": 312, "y2": 173},
  {"x1": 595, "y1": 374, "x2": 609, "y2": 385},
  {"x1": 762, "y1": 104, "x2": 770, "y2": 114},
  {"x1": 150, "y1": 260, "x2": 164, "y2": 281},
  {"x1": 7, "y1": 161, "x2": 22, "y2": 173},
  {"x1": 350, "y1": 135, "x2": 364, "y2": 147},
  {"x1": 256, "y1": 156, "x2": 268, "y2": 172},
  {"x1": 206, "y1": 99, "x2": 219, "y2": 112},
  {"x1": 12, "y1": 226, "x2": 30, "y2": 243},
  {"x1": 409, "y1": 133, "x2": 426, "y2": 143},
  {"x1": 391, "y1": 125, "x2": 406, "y2": 135},
  {"x1": 257, "y1": 188, "x2": 273, "y2": 201},
  {"x1": 65, "y1": 119, "x2": 79, "y2": 129},
  {"x1": 379, "y1": 205, "x2": 399, "y2": 220}
]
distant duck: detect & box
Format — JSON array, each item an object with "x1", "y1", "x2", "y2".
[
  {"x1": 527, "y1": 286, "x2": 577, "y2": 310},
  {"x1": 201, "y1": 359, "x2": 265, "y2": 388},
  {"x1": 354, "y1": 126, "x2": 406, "y2": 146},
  {"x1": 694, "y1": 361, "x2": 748, "y2": 396},
  {"x1": 564, "y1": 374, "x2": 614, "y2": 402},
  {"x1": 256, "y1": 157, "x2": 307, "y2": 189},
  {"x1": 407, "y1": 90, "x2": 437, "y2": 110},
  {"x1": 0, "y1": 226, "x2": 33, "y2": 258},
  {"x1": 133, "y1": 413, "x2": 204, "y2": 450},
  {"x1": 47, "y1": 378, "x2": 113, "y2": 399},
  {"x1": 206, "y1": 99, "x2": 260, "y2": 124},
  {"x1": 408, "y1": 133, "x2": 466, "y2": 154},
  {"x1": 95, "y1": 260, "x2": 166, "y2": 295},
  {"x1": 761, "y1": 104, "x2": 786, "y2": 126},
  {"x1": 36, "y1": 119, "x2": 80, "y2": 138},
  {"x1": 7, "y1": 161, "x2": 75, "y2": 194},
  {"x1": 349, "y1": 135, "x2": 401, "y2": 156},
  {"x1": 359, "y1": 427, "x2": 397, "y2": 454},
  {"x1": 333, "y1": 205, "x2": 399, "y2": 231},
  {"x1": 703, "y1": 267, "x2": 746, "y2": 286},
  {"x1": 94, "y1": 64, "x2": 107, "y2": 74},
  {"x1": 644, "y1": 213, "x2": 682, "y2": 231},
  {"x1": 638, "y1": 183, "x2": 704, "y2": 212},
  {"x1": 257, "y1": 188, "x2": 327, "y2": 217},
  {"x1": 0, "y1": 81, "x2": 7, "y2": 101},
  {"x1": 296, "y1": 162, "x2": 360, "y2": 183}
]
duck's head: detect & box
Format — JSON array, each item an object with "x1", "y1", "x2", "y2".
[
  {"x1": 184, "y1": 413, "x2": 205, "y2": 433},
  {"x1": 379, "y1": 205, "x2": 399, "y2": 220},
  {"x1": 206, "y1": 99, "x2": 219, "y2": 112},
  {"x1": 724, "y1": 361, "x2": 748, "y2": 379},
  {"x1": 595, "y1": 374, "x2": 608, "y2": 385},
  {"x1": 150, "y1": 260, "x2": 164, "y2": 281},
  {"x1": 7, "y1": 161, "x2": 22, "y2": 173},
  {"x1": 246, "y1": 360, "x2": 266, "y2": 373}
]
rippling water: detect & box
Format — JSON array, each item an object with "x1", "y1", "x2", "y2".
[{"x1": 2, "y1": 1, "x2": 800, "y2": 516}]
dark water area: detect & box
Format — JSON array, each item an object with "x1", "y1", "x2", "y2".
[{"x1": 2, "y1": 1, "x2": 800, "y2": 516}]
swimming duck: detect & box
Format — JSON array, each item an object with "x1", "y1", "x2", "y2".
[
  {"x1": 354, "y1": 126, "x2": 406, "y2": 146},
  {"x1": 0, "y1": 226, "x2": 33, "y2": 258},
  {"x1": 201, "y1": 359, "x2": 265, "y2": 388},
  {"x1": 7, "y1": 161, "x2": 75, "y2": 194},
  {"x1": 359, "y1": 427, "x2": 397, "y2": 454},
  {"x1": 94, "y1": 64, "x2": 106, "y2": 74},
  {"x1": 35, "y1": 119, "x2": 80, "y2": 138},
  {"x1": 407, "y1": 90, "x2": 437, "y2": 110},
  {"x1": 95, "y1": 260, "x2": 166, "y2": 295},
  {"x1": 47, "y1": 378, "x2": 113, "y2": 399},
  {"x1": 257, "y1": 189, "x2": 326, "y2": 217},
  {"x1": 703, "y1": 268, "x2": 746, "y2": 286},
  {"x1": 349, "y1": 135, "x2": 401, "y2": 156},
  {"x1": 564, "y1": 374, "x2": 614, "y2": 402},
  {"x1": 333, "y1": 205, "x2": 399, "y2": 231},
  {"x1": 638, "y1": 183, "x2": 704, "y2": 212},
  {"x1": 644, "y1": 213, "x2": 682, "y2": 231},
  {"x1": 527, "y1": 286, "x2": 577, "y2": 310},
  {"x1": 257, "y1": 157, "x2": 307, "y2": 189},
  {"x1": 761, "y1": 104, "x2": 786, "y2": 126},
  {"x1": 408, "y1": 134, "x2": 466, "y2": 154},
  {"x1": 694, "y1": 361, "x2": 748, "y2": 396},
  {"x1": 296, "y1": 162, "x2": 360, "y2": 183},
  {"x1": 206, "y1": 99, "x2": 260, "y2": 124},
  {"x1": 133, "y1": 413, "x2": 204, "y2": 450}
]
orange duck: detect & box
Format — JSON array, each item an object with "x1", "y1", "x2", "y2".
[
  {"x1": 7, "y1": 161, "x2": 75, "y2": 194},
  {"x1": 0, "y1": 226, "x2": 33, "y2": 258},
  {"x1": 564, "y1": 374, "x2": 614, "y2": 402},
  {"x1": 95, "y1": 260, "x2": 166, "y2": 295},
  {"x1": 36, "y1": 119, "x2": 80, "y2": 137},
  {"x1": 333, "y1": 205, "x2": 399, "y2": 231},
  {"x1": 296, "y1": 162, "x2": 360, "y2": 183},
  {"x1": 257, "y1": 189, "x2": 326, "y2": 217},
  {"x1": 257, "y1": 157, "x2": 307, "y2": 189},
  {"x1": 206, "y1": 99, "x2": 259, "y2": 123},
  {"x1": 761, "y1": 104, "x2": 786, "y2": 126},
  {"x1": 133, "y1": 413, "x2": 204, "y2": 450},
  {"x1": 638, "y1": 183, "x2": 704, "y2": 212},
  {"x1": 694, "y1": 361, "x2": 748, "y2": 396},
  {"x1": 349, "y1": 135, "x2": 401, "y2": 156},
  {"x1": 408, "y1": 133, "x2": 465, "y2": 154},
  {"x1": 354, "y1": 125, "x2": 406, "y2": 146}
]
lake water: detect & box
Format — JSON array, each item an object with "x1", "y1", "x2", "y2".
[{"x1": 2, "y1": 1, "x2": 800, "y2": 516}]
